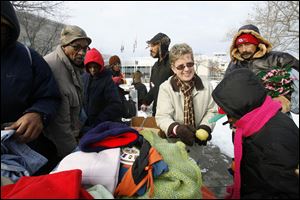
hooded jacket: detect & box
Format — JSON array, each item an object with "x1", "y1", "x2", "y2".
[
  {"x1": 143, "y1": 33, "x2": 174, "y2": 116},
  {"x1": 1, "y1": 1, "x2": 61, "y2": 127},
  {"x1": 225, "y1": 24, "x2": 299, "y2": 114},
  {"x1": 212, "y1": 69, "x2": 299, "y2": 199},
  {"x1": 82, "y1": 49, "x2": 123, "y2": 131}
]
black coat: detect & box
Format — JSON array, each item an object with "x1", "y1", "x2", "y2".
[
  {"x1": 82, "y1": 69, "x2": 123, "y2": 130},
  {"x1": 132, "y1": 82, "x2": 147, "y2": 109},
  {"x1": 212, "y1": 69, "x2": 299, "y2": 199},
  {"x1": 143, "y1": 54, "x2": 173, "y2": 116}
]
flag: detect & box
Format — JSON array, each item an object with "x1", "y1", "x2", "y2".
[{"x1": 133, "y1": 38, "x2": 137, "y2": 53}]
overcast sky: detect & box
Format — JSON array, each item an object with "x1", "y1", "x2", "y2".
[{"x1": 64, "y1": 1, "x2": 262, "y2": 58}]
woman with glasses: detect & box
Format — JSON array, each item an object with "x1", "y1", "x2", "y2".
[{"x1": 155, "y1": 43, "x2": 217, "y2": 157}]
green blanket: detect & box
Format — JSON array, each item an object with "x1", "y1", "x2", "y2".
[{"x1": 126, "y1": 129, "x2": 202, "y2": 199}]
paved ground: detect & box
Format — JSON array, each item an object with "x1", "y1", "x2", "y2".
[{"x1": 189, "y1": 142, "x2": 233, "y2": 199}]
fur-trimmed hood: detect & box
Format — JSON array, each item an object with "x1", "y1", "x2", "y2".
[{"x1": 230, "y1": 25, "x2": 273, "y2": 62}]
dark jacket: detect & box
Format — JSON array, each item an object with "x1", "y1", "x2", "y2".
[
  {"x1": 1, "y1": 1, "x2": 61, "y2": 174},
  {"x1": 143, "y1": 53, "x2": 173, "y2": 116},
  {"x1": 212, "y1": 69, "x2": 299, "y2": 199},
  {"x1": 82, "y1": 69, "x2": 123, "y2": 131},
  {"x1": 226, "y1": 51, "x2": 299, "y2": 77},
  {"x1": 132, "y1": 82, "x2": 147, "y2": 109},
  {"x1": 1, "y1": 1, "x2": 61, "y2": 127}
]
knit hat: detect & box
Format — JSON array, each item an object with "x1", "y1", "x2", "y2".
[
  {"x1": 235, "y1": 33, "x2": 259, "y2": 47},
  {"x1": 238, "y1": 24, "x2": 260, "y2": 34},
  {"x1": 147, "y1": 32, "x2": 170, "y2": 46},
  {"x1": 60, "y1": 25, "x2": 91, "y2": 46},
  {"x1": 84, "y1": 48, "x2": 104, "y2": 73},
  {"x1": 79, "y1": 121, "x2": 140, "y2": 152},
  {"x1": 109, "y1": 55, "x2": 121, "y2": 66}
]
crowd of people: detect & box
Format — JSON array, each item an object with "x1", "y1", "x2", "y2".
[{"x1": 1, "y1": 1, "x2": 299, "y2": 199}]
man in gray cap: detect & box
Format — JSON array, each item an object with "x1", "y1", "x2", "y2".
[
  {"x1": 44, "y1": 25, "x2": 92, "y2": 158},
  {"x1": 141, "y1": 32, "x2": 174, "y2": 116}
]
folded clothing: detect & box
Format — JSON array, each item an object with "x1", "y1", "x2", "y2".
[
  {"x1": 53, "y1": 148, "x2": 120, "y2": 193},
  {"x1": 1, "y1": 169, "x2": 93, "y2": 199},
  {"x1": 79, "y1": 121, "x2": 139, "y2": 152}
]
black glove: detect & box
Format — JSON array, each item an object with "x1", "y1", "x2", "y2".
[{"x1": 176, "y1": 124, "x2": 196, "y2": 146}]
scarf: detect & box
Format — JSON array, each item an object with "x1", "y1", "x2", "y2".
[
  {"x1": 174, "y1": 75, "x2": 195, "y2": 127},
  {"x1": 225, "y1": 96, "x2": 281, "y2": 199}
]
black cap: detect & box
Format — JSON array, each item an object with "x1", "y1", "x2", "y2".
[
  {"x1": 238, "y1": 24, "x2": 260, "y2": 34},
  {"x1": 147, "y1": 32, "x2": 170, "y2": 44}
]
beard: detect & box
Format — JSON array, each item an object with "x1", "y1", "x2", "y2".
[
  {"x1": 150, "y1": 50, "x2": 159, "y2": 58},
  {"x1": 241, "y1": 52, "x2": 254, "y2": 60}
]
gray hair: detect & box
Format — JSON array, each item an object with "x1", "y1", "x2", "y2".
[{"x1": 169, "y1": 43, "x2": 194, "y2": 67}]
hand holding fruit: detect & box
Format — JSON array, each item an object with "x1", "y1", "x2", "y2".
[{"x1": 195, "y1": 128, "x2": 211, "y2": 146}]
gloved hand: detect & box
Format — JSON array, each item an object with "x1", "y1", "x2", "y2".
[
  {"x1": 195, "y1": 128, "x2": 212, "y2": 146},
  {"x1": 175, "y1": 124, "x2": 196, "y2": 146},
  {"x1": 273, "y1": 95, "x2": 291, "y2": 113}
]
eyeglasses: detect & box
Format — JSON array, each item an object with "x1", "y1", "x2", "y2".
[
  {"x1": 69, "y1": 44, "x2": 89, "y2": 53},
  {"x1": 175, "y1": 62, "x2": 194, "y2": 70}
]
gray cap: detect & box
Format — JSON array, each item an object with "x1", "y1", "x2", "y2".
[{"x1": 60, "y1": 25, "x2": 92, "y2": 46}]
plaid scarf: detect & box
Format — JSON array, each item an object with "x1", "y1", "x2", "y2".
[{"x1": 174, "y1": 75, "x2": 195, "y2": 127}]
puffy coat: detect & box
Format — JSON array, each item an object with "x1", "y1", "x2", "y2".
[
  {"x1": 225, "y1": 24, "x2": 299, "y2": 114},
  {"x1": 212, "y1": 69, "x2": 299, "y2": 199}
]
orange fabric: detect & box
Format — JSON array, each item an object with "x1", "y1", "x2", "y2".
[
  {"x1": 201, "y1": 185, "x2": 216, "y2": 199},
  {"x1": 114, "y1": 147, "x2": 163, "y2": 198}
]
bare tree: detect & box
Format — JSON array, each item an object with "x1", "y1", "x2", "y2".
[
  {"x1": 224, "y1": 1, "x2": 299, "y2": 56},
  {"x1": 248, "y1": 1, "x2": 299, "y2": 54},
  {"x1": 11, "y1": 1, "x2": 67, "y2": 55}
]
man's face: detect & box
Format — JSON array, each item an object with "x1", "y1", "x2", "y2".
[
  {"x1": 149, "y1": 43, "x2": 159, "y2": 58},
  {"x1": 1, "y1": 18, "x2": 11, "y2": 50},
  {"x1": 172, "y1": 53, "x2": 195, "y2": 82},
  {"x1": 237, "y1": 43, "x2": 257, "y2": 60},
  {"x1": 62, "y1": 38, "x2": 89, "y2": 66}
]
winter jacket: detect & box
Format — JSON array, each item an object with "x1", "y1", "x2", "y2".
[
  {"x1": 82, "y1": 69, "x2": 123, "y2": 131},
  {"x1": 225, "y1": 25, "x2": 299, "y2": 114},
  {"x1": 1, "y1": 1, "x2": 61, "y2": 127},
  {"x1": 43, "y1": 46, "x2": 84, "y2": 157},
  {"x1": 1, "y1": 1, "x2": 61, "y2": 174},
  {"x1": 212, "y1": 69, "x2": 299, "y2": 199},
  {"x1": 143, "y1": 53, "x2": 174, "y2": 116},
  {"x1": 132, "y1": 82, "x2": 148, "y2": 109},
  {"x1": 155, "y1": 75, "x2": 216, "y2": 137}
]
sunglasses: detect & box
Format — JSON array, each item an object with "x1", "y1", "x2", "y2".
[
  {"x1": 69, "y1": 44, "x2": 89, "y2": 53},
  {"x1": 175, "y1": 62, "x2": 194, "y2": 70}
]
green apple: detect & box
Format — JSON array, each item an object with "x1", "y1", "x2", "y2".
[{"x1": 196, "y1": 129, "x2": 209, "y2": 141}]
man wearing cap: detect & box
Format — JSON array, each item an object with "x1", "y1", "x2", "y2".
[
  {"x1": 44, "y1": 25, "x2": 92, "y2": 158},
  {"x1": 225, "y1": 24, "x2": 299, "y2": 115},
  {"x1": 1, "y1": 1, "x2": 61, "y2": 174},
  {"x1": 141, "y1": 32, "x2": 174, "y2": 116}
]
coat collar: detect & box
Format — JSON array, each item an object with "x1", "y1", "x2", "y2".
[{"x1": 170, "y1": 74, "x2": 204, "y2": 92}]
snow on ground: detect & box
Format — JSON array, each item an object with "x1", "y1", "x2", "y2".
[{"x1": 211, "y1": 112, "x2": 299, "y2": 158}]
